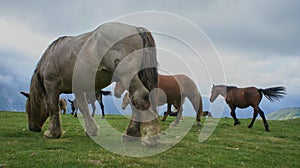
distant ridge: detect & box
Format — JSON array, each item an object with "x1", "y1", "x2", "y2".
[{"x1": 266, "y1": 107, "x2": 300, "y2": 120}]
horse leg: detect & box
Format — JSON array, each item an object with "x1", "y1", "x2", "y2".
[
  {"x1": 100, "y1": 101, "x2": 105, "y2": 119},
  {"x1": 257, "y1": 107, "x2": 270, "y2": 132},
  {"x1": 75, "y1": 92, "x2": 98, "y2": 136},
  {"x1": 91, "y1": 103, "x2": 96, "y2": 117},
  {"x1": 43, "y1": 89, "x2": 62, "y2": 138},
  {"x1": 196, "y1": 109, "x2": 202, "y2": 126},
  {"x1": 229, "y1": 105, "x2": 240, "y2": 125},
  {"x1": 123, "y1": 106, "x2": 142, "y2": 141},
  {"x1": 248, "y1": 107, "x2": 258, "y2": 129},
  {"x1": 141, "y1": 107, "x2": 161, "y2": 147},
  {"x1": 161, "y1": 103, "x2": 171, "y2": 121},
  {"x1": 74, "y1": 109, "x2": 78, "y2": 117},
  {"x1": 172, "y1": 105, "x2": 182, "y2": 126}
]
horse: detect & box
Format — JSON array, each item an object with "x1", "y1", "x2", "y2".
[
  {"x1": 59, "y1": 98, "x2": 67, "y2": 114},
  {"x1": 20, "y1": 22, "x2": 159, "y2": 146},
  {"x1": 115, "y1": 73, "x2": 203, "y2": 126},
  {"x1": 68, "y1": 90, "x2": 111, "y2": 118},
  {"x1": 209, "y1": 85, "x2": 286, "y2": 132}
]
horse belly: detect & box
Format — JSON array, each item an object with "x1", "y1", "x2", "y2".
[{"x1": 95, "y1": 70, "x2": 113, "y2": 89}]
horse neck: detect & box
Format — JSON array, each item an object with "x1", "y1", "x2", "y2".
[{"x1": 218, "y1": 86, "x2": 227, "y2": 98}]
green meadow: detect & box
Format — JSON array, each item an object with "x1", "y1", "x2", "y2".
[{"x1": 0, "y1": 111, "x2": 299, "y2": 167}]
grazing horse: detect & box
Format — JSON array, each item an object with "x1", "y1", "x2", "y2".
[
  {"x1": 20, "y1": 22, "x2": 159, "y2": 146},
  {"x1": 59, "y1": 98, "x2": 67, "y2": 114},
  {"x1": 210, "y1": 85, "x2": 286, "y2": 132},
  {"x1": 116, "y1": 73, "x2": 203, "y2": 126},
  {"x1": 68, "y1": 90, "x2": 111, "y2": 118}
]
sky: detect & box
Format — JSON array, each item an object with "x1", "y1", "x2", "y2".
[{"x1": 0, "y1": 0, "x2": 299, "y2": 115}]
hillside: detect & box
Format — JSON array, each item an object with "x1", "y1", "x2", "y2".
[
  {"x1": 267, "y1": 107, "x2": 300, "y2": 120},
  {"x1": 0, "y1": 111, "x2": 299, "y2": 167}
]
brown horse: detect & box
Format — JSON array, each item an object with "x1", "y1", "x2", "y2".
[
  {"x1": 210, "y1": 85, "x2": 286, "y2": 132},
  {"x1": 59, "y1": 98, "x2": 67, "y2": 114},
  {"x1": 116, "y1": 74, "x2": 203, "y2": 126},
  {"x1": 68, "y1": 90, "x2": 111, "y2": 118},
  {"x1": 20, "y1": 22, "x2": 159, "y2": 146}
]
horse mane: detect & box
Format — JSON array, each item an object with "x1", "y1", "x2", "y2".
[
  {"x1": 136, "y1": 27, "x2": 158, "y2": 91},
  {"x1": 215, "y1": 85, "x2": 237, "y2": 93},
  {"x1": 226, "y1": 85, "x2": 237, "y2": 92},
  {"x1": 27, "y1": 69, "x2": 49, "y2": 125}
]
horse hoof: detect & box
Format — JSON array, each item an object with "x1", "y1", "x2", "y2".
[
  {"x1": 122, "y1": 134, "x2": 140, "y2": 142},
  {"x1": 141, "y1": 136, "x2": 158, "y2": 147},
  {"x1": 265, "y1": 128, "x2": 270, "y2": 132},
  {"x1": 171, "y1": 122, "x2": 178, "y2": 127},
  {"x1": 86, "y1": 126, "x2": 99, "y2": 136},
  {"x1": 248, "y1": 125, "x2": 253, "y2": 128},
  {"x1": 234, "y1": 121, "x2": 241, "y2": 125},
  {"x1": 43, "y1": 130, "x2": 61, "y2": 139}
]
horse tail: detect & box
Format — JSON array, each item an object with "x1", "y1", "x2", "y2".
[
  {"x1": 136, "y1": 27, "x2": 158, "y2": 91},
  {"x1": 182, "y1": 75, "x2": 203, "y2": 123},
  {"x1": 259, "y1": 86, "x2": 286, "y2": 102},
  {"x1": 187, "y1": 91, "x2": 203, "y2": 125},
  {"x1": 100, "y1": 90, "x2": 112, "y2": 96}
]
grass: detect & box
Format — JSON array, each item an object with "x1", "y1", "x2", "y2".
[{"x1": 0, "y1": 111, "x2": 299, "y2": 167}]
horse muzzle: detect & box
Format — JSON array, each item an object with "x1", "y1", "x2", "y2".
[{"x1": 29, "y1": 125, "x2": 42, "y2": 132}]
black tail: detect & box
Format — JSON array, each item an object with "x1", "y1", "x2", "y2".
[
  {"x1": 259, "y1": 86, "x2": 286, "y2": 102},
  {"x1": 136, "y1": 27, "x2": 158, "y2": 91},
  {"x1": 100, "y1": 90, "x2": 112, "y2": 96}
]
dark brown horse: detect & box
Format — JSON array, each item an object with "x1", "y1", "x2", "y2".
[
  {"x1": 20, "y1": 22, "x2": 159, "y2": 146},
  {"x1": 68, "y1": 90, "x2": 111, "y2": 118},
  {"x1": 210, "y1": 85, "x2": 286, "y2": 132},
  {"x1": 116, "y1": 74, "x2": 203, "y2": 126}
]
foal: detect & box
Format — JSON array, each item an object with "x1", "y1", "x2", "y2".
[
  {"x1": 59, "y1": 98, "x2": 67, "y2": 114},
  {"x1": 210, "y1": 85, "x2": 285, "y2": 132}
]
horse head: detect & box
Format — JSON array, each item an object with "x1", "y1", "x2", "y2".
[
  {"x1": 121, "y1": 92, "x2": 131, "y2": 110},
  {"x1": 20, "y1": 91, "x2": 48, "y2": 132},
  {"x1": 210, "y1": 85, "x2": 219, "y2": 103},
  {"x1": 114, "y1": 82, "x2": 126, "y2": 98}
]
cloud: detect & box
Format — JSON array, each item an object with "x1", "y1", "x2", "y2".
[
  {"x1": 196, "y1": 0, "x2": 300, "y2": 56},
  {"x1": 0, "y1": 74, "x2": 14, "y2": 86},
  {"x1": 220, "y1": 49, "x2": 300, "y2": 94},
  {"x1": 0, "y1": 16, "x2": 54, "y2": 57},
  {"x1": 0, "y1": 0, "x2": 299, "y2": 98}
]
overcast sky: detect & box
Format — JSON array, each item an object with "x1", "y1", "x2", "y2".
[{"x1": 0, "y1": 0, "x2": 299, "y2": 99}]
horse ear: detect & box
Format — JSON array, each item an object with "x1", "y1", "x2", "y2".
[
  {"x1": 20, "y1": 92, "x2": 29, "y2": 98},
  {"x1": 213, "y1": 84, "x2": 215, "y2": 87}
]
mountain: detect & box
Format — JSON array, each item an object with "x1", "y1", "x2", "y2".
[
  {"x1": 0, "y1": 82, "x2": 26, "y2": 111},
  {"x1": 266, "y1": 107, "x2": 300, "y2": 120}
]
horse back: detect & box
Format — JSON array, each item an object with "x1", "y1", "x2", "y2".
[
  {"x1": 158, "y1": 74, "x2": 181, "y2": 102},
  {"x1": 226, "y1": 87, "x2": 261, "y2": 108}
]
